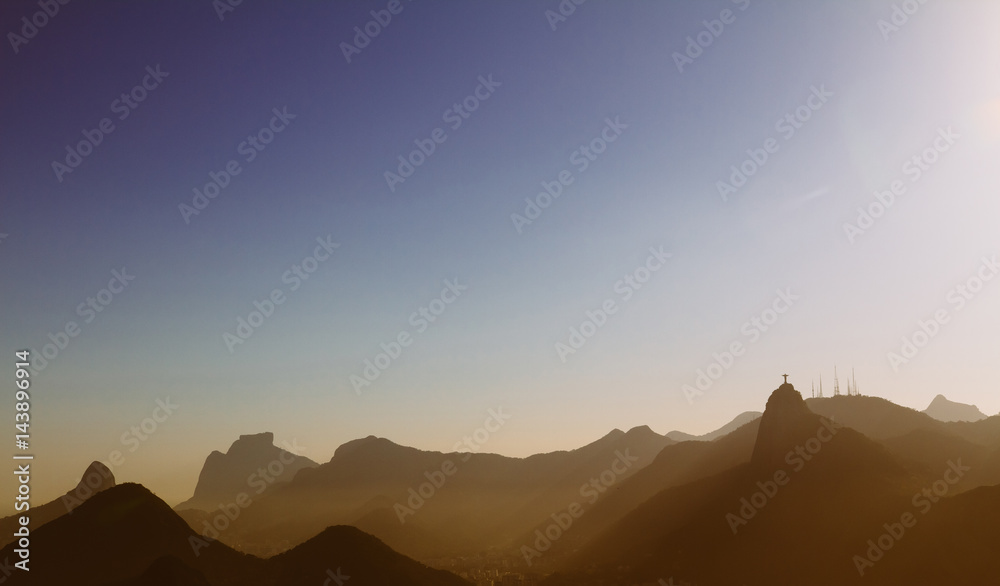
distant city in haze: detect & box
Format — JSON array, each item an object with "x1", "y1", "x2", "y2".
[{"x1": 1, "y1": 1, "x2": 999, "y2": 584}]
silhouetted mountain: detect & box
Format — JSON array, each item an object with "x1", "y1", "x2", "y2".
[
  {"x1": 156, "y1": 387, "x2": 1000, "y2": 582},
  {"x1": 750, "y1": 380, "x2": 820, "y2": 468},
  {"x1": 267, "y1": 525, "x2": 470, "y2": 586},
  {"x1": 0, "y1": 482, "x2": 469, "y2": 586},
  {"x1": 176, "y1": 432, "x2": 317, "y2": 512},
  {"x1": 542, "y1": 415, "x2": 761, "y2": 557},
  {"x1": 802, "y1": 394, "x2": 1000, "y2": 450},
  {"x1": 213, "y1": 426, "x2": 672, "y2": 559},
  {"x1": 934, "y1": 414, "x2": 1000, "y2": 446},
  {"x1": 547, "y1": 379, "x2": 967, "y2": 585},
  {"x1": 805, "y1": 395, "x2": 1000, "y2": 490},
  {"x1": 13, "y1": 381, "x2": 1000, "y2": 585},
  {"x1": 805, "y1": 394, "x2": 946, "y2": 439},
  {"x1": 0, "y1": 461, "x2": 114, "y2": 548},
  {"x1": 0, "y1": 483, "x2": 262, "y2": 585},
  {"x1": 923, "y1": 394, "x2": 988, "y2": 422},
  {"x1": 665, "y1": 411, "x2": 761, "y2": 442}
]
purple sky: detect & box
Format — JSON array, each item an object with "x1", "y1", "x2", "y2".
[{"x1": 1, "y1": 0, "x2": 999, "y2": 508}]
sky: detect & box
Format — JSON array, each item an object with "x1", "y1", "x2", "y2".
[{"x1": 1, "y1": 0, "x2": 999, "y2": 511}]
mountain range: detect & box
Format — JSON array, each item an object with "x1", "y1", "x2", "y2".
[
  {"x1": 545, "y1": 386, "x2": 1000, "y2": 584},
  {"x1": 12, "y1": 388, "x2": 1000, "y2": 584},
  {"x1": 0, "y1": 482, "x2": 468, "y2": 586},
  {"x1": 196, "y1": 425, "x2": 674, "y2": 559}
]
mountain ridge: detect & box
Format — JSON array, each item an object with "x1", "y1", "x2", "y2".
[
  {"x1": 923, "y1": 394, "x2": 988, "y2": 423},
  {"x1": 175, "y1": 432, "x2": 318, "y2": 512},
  {"x1": 546, "y1": 380, "x2": 994, "y2": 585},
  {"x1": 0, "y1": 482, "x2": 470, "y2": 586},
  {"x1": 0, "y1": 460, "x2": 114, "y2": 549},
  {"x1": 666, "y1": 411, "x2": 762, "y2": 442}
]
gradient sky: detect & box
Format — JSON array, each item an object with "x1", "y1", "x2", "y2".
[{"x1": 2, "y1": 0, "x2": 999, "y2": 511}]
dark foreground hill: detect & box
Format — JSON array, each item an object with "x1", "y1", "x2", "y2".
[
  {"x1": 0, "y1": 483, "x2": 469, "y2": 586},
  {"x1": 0, "y1": 461, "x2": 114, "y2": 549},
  {"x1": 267, "y1": 526, "x2": 471, "y2": 586}
]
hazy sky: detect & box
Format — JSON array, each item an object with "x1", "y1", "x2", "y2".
[{"x1": 2, "y1": 0, "x2": 999, "y2": 510}]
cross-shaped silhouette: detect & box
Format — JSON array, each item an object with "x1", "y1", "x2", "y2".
[{"x1": 782, "y1": 374, "x2": 789, "y2": 384}]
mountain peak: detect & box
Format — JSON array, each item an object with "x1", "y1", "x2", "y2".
[
  {"x1": 267, "y1": 524, "x2": 470, "y2": 585},
  {"x1": 751, "y1": 377, "x2": 821, "y2": 468},
  {"x1": 237, "y1": 431, "x2": 274, "y2": 443},
  {"x1": 924, "y1": 394, "x2": 987, "y2": 422},
  {"x1": 623, "y1": 425, "x2": 665, "y2": 442},
  {"x1": 230, "y1": 431, "x2": 276, "y2": 453},
  {"x1": 0, "y1": 460, "x2": 117, "y2": 549},
  {"x1": 333, "y1": 435, "x2": 404, "y2": 460},
  {"x1": 626, "y1": 424, "x2": 653, "y2": 435},
  {"x1": 763, "y1": 380, "x2": 811, "y2": 417},
  {"x1": 176, "y1": 432, "x2": 317, "y2": 511},
  {"x1": 75, "y1": 461, "x2": 115, "y2": 494}
]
